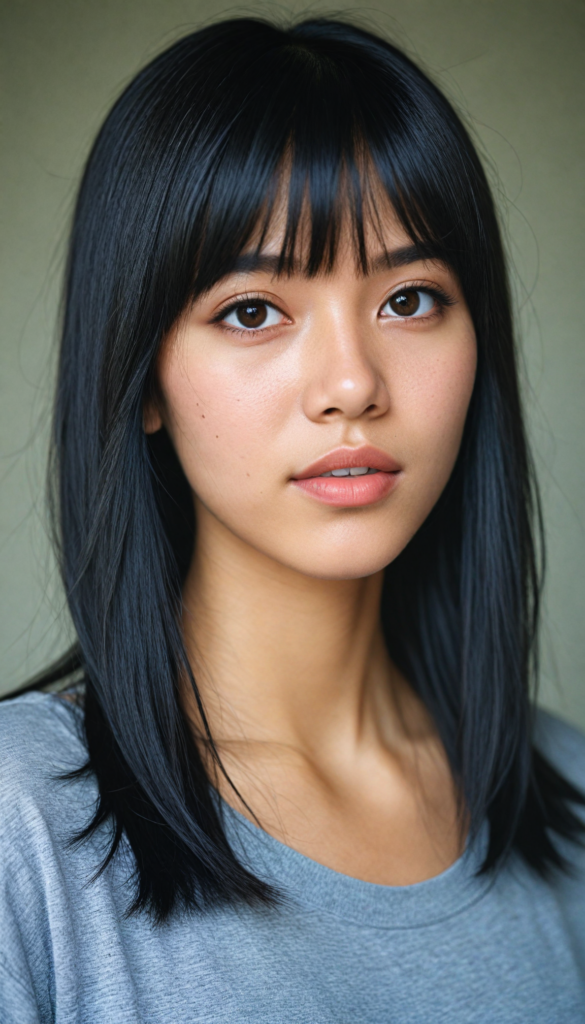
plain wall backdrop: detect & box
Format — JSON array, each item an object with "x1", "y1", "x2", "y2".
[{"x1": 1, "y1": 0, "x2": 584, "y2": 727}]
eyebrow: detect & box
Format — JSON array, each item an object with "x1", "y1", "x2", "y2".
[{"x1": 223, "y1": 244, "x2": 440, "y2": 279}]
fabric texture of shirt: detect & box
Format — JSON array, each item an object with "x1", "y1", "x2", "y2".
[{"x1": 0, "y1": 690, "x2": 584, "y2": 1023}]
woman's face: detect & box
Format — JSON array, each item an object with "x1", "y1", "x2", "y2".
[{"x1": 147, "y1": 210, "x2": 477, "y2": 580}]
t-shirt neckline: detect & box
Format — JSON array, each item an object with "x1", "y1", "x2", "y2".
[
  {"x1": 222, "y1": 799, "x2": 493, "y2": 930},
  {"x1": 49, "y1": 690, "x2": 495, "y2": 931}
]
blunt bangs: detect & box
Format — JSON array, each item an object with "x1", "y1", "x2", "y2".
[{"x1": 117, "y1": 19, "x2": 488, "y2": 320}]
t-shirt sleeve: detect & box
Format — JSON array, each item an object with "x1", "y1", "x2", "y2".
[
  {"x1": 0, "y1": 693, "x2": 88, "y2": 1023},
  {"x1": 0, "y1": 915, "x2": 42, "y2": 1024},
  {"x1": 534, "y1": 706, "x2": 585, "y2": 973}
]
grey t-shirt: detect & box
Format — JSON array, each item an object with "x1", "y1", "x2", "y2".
[{"x1": 0, "y1": 691, "x2": 584, "y2": 1023}]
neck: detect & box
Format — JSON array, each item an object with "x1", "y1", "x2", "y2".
[
  {"x1": 181, "y1": 503, "x2": 425, "y2": 764},
  {"x1": 180, "y1": 506, "x2": 461, "y2": 885}
]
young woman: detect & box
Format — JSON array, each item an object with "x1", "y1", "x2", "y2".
[{"x1": 1, "y1": 16, "x2": 584, "y2": 1023}]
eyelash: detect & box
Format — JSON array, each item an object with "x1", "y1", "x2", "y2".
[
  {"x1": 212, "y1": 284, "x2": 454, "y2": 337},
  {"x1": 381, "y1": 283, "x2": 455, "y2": 322},
  {"x1": 211, "y1": 293, "x2": 288, "y2": 337}
]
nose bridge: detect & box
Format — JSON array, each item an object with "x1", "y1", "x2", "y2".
[{"x1": 303, "y1": 294, "x2": 387, "y2": 421}]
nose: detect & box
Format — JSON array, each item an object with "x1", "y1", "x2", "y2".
[{"x1": 302, "y1": 317, "x2": 390, "y2": 423}]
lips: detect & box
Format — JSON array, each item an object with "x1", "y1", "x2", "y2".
[
  {"x1": 291, "y1": 446, "x2": 402, "y2": 508},
  {"x1": 292, "y1": 446, "x2": 401, "y2": 480}
]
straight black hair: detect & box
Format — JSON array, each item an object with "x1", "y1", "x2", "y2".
[{"x1": 17, "y1": 16, "x2": 584, "y2": 920}]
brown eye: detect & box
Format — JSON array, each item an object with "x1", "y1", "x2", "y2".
[
  {"x1": 389, "y1": 290, "x2": 420, "y2": 316},
  {"x1": 235, "y1": 303, "x2": 268, "y2": 328},
  {"x1": 222, "y1": 300, "x2": 282, "y2": 331},
  {"x1": 382, "y1": 288, "x2": 435, "y2": 319}
]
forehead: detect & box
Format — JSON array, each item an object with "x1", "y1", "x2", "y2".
[
  {"x1": 216, "y1": 189, "x2": 449, "y2": 285},
  {"x1": 191, "y1": 149, "x2": 455, "y2": 300}
]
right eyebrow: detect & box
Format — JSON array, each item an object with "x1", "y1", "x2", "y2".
[{"x1": 226, "y1": 253, "x2": 285, "y2": 276}]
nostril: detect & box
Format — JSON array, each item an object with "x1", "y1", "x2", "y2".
[{"x1": 323, "y1": 407, "x2": 339, "y2": 415}]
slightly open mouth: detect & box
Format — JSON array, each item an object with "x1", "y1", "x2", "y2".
[
  {"x1": 318, "y1": 467, "x2": 379, "y2": 477},
  {"x1": 291, "y1": 468, "x2": 401, "y2": 507}
]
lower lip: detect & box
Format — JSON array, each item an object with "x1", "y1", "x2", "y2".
[{"x1": 291, "y1": 471, "x2": 401, "y2": 507}]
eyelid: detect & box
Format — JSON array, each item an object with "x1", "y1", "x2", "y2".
[
  {"x1": 209, "y1": 282, "x2": 455, "y2": 331},
  {"x1": 211, "y1": 293, "x2": 289, "y2": 325},
  {"x1": 379, "y1": 281, "x2": 455, "y2": 318}
]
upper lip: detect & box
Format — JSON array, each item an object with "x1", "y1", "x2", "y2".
[{"x1": 292, "y1": 446, "x2": 402, "y2": 480}]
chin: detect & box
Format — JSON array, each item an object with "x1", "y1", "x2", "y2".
[{"x1": 283, "y1": 543, "x2": 405, "y2": 582}]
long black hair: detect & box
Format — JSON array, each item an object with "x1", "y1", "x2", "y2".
[{"x1": 16, "y1": 16, "x2": 584, "y2": 920}]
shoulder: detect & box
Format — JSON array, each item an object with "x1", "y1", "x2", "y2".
[
  {"x1": 0, "y1": 689, "x2": 101, "y2": 922},
  {"x1": 534, "y1": 705, "x2": 585, "y2": 793},
  {"x1": 0, "y1": 690, "x2": 90, "y2": 845},
  {"x1": 0, "y1": 688, "x2": 86, "y2": 776},
  {"x1": 0, "y1": 691, "x2": 100, "y2": 1016},
  {"x1": 532, "y1": 707, "x2": 585, "y2": 973}
]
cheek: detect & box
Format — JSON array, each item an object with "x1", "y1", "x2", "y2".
[
  {"x1": 396, "y1": 330, "x2": 476, "y2": 505},
  {"x1": 155, "y1": 321, "x2": 477, "y2": 581},
  {"x1": 157, "y1": 342, "x2": 296, "y2": 507},
  {"x1": 412, "y1": 349, "x2": 475, "y2": 441}
]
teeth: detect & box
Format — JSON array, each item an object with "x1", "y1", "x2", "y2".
[{"x1": 319, "y1": 466, "x2": 379, "y2": 478}]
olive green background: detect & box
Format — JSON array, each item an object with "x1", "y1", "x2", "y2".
[{"x1": 1, "y1": 0, "x2": 584, "y2": 726}]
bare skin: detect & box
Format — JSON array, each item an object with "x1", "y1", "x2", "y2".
[{"x1": 145, "y1": 209, "x2": 476, "y2": 886}]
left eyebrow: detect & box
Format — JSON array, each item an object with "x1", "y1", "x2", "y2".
[
  {"x1": 369, "y1": 245, "x2": 439, "y2": 272},
  {"x1": 223, "y1": 244, "x2": 443, "y2": 279}
]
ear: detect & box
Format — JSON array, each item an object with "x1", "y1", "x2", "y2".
[{"x1": 143, "y1": 398, "x2": 163, "y2": 434}]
